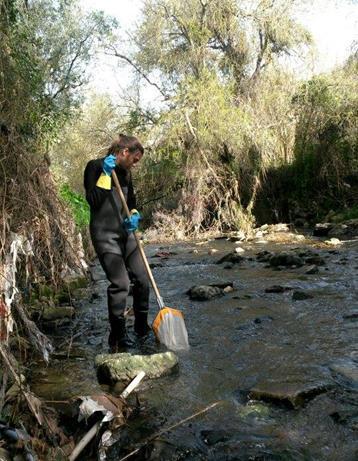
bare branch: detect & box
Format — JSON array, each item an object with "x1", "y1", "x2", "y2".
[{"x1": 106, "y1": 46, "x2": 169, "y2": 100}]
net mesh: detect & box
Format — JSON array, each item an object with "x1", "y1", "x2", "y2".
[{"x1": 153, "y1": 307, "x2": 189, "y2": 351}]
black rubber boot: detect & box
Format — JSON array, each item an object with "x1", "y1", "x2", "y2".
[
  {"x1": 134, "y1": 311, "x2": 151, "y2": 337},
  {"x1": 108, "y1": 317, "x2": 134, "y2": 353}
]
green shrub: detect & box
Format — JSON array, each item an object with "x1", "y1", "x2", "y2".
[{"x1": 60, "y1": 184, "x2": 89, "y2": 229}]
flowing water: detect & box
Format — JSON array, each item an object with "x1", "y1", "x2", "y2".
[{"x1": 31, "y1": 235, "x2": 358, "y2": 460}]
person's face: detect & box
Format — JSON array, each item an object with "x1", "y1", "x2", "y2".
[{"x1": 116, "y1": 148, "x2": 143, "y2": 170}]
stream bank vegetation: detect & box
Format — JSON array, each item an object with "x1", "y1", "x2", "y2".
[{"x1": 54, "y1": 0, "x2": 357, "y2": 240}]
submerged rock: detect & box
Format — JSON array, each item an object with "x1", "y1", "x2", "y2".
[
  {"x1": 249, "y1": 380, "x2": 333, "y2": 408},
  {"x1": 304, "y1": 255, "x2": 326, "y2": 266},
  {"x1": 343, "y1": 311, "x2": 358, "y2": 320},
  {"x1": 216, "y1": 252, "x2": 246, "y2": 265},
  {"x1": 305, "y1": 265, "x2": 319, "y2": 274},
  {"x1": 292, "y1": 290, "x2": 314, "y2": 301},
  {"x1": 256, "y1": 250, "x2": 273, "y2": 262},
  {"x1": 200, "y1": 429, "x2": 234, "y2": 446},
  {"x1": 265, "y1": 285, "x2": 293, "y2": 293},
  {"x1": 269, "y1": 252, "x2": 304, "y2": 268},
  {"x1": 95, "y1": 352, "x2": 178, "y2": 384},
  {"x1": 329, "y1": 358, "x2": 358, "y2": 388}
]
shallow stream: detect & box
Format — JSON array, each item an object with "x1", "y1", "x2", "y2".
[{"x1": 31, "y1": 235, "x2": 358, "y2": 460}]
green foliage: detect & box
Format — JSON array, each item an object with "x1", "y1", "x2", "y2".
[
  {"x1": 135, "y1": 0, "x2": 311, "y2": 90},
  {"x1": 59, "y1": 184, "x2": 90, "y2": 229},
  {"x1": 0, "y1": 0, "x2": 116, "y2": 139},
  {"x1": 292, "y1": 59, "x2": 358, "y2": 197}
]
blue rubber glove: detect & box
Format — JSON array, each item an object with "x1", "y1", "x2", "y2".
[
  {"x1": 103, "y1": 154, "x2": 116, "y2": 176},
  {"x1": 123, "y1": 210, "x2": 141, "y2": 232}
]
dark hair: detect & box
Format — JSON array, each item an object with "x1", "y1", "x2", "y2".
[{"x1": 107, "y1": 134, "x2": 144, "y2": 156}]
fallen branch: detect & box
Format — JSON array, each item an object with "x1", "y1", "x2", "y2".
[
  {"x1": 13, "y1": 302, "x2": 53, "y2": 363},
  {"x1": 119, "y1": 401, "x2": 221, "y2": 461},
  {"x1": 0, "y1": 344, "x2": 44, "y2": 426},
  {"x1": 69, "y1": 371, "x2": 146, "y2": 461}
]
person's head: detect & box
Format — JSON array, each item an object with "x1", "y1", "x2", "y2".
[{"x1": 107, "y1": 134, "x2": 144, "y2": 170}]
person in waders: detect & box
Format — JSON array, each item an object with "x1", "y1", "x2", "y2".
[{"x1": 84, "y1": 135, "x2": 150, "y2": 352}]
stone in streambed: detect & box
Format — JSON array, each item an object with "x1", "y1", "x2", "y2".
[
  {"x1": 95, "y1": 352, "x2": 178, "y2": 384},
  {"x1": 325, "y1": 238, "x2": 342, "y2": 246},
  {"x1": 292, "y1": 290, "x2": 314, "y2": 301},
  {"x1": 269, "y1": 252, "x2": 304, "y2": 267},
  {"x1": 256, "y1": 250, "x2": 273, "y2": 262},
  {"x1": 187, "y1": 282, "x2": 234, "y2": 300},
  {"x1": 249, "y1": 380, "x2": 333, "y2": 409},
  {"x1": 304, "y1": 255, "x2": 325, "y2": 266},
  {"x1": 343, "y1": 311, "x2": 358, "y2": 320},
  {"x1": 216, "y1": 252, "x2": 246, "y2": 264},
  {"x1": 187, "y1": 285, "x2": 223, "y2": 300},
  {"x1": 265, "y1": 285, "x2": 293, "y2": 293},
  {"x1": 313, "y1": 223, "x2": 333, "y2": 237}
]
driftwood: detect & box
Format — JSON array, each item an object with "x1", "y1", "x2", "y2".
[{"x1": 119, "y1": 401, "x2": 221, "y2": 461}]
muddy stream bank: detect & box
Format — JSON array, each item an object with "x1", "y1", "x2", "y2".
[{"x1": 30, "y1": 233, "x2": 358, "y2": 460}]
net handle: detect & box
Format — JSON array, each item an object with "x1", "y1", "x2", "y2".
[{"x1": 112, "y1": 170, "x2": 164, "y2": 310}]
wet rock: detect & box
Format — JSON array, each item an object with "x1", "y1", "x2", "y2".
[
  {"x1": 325, "y1": 238, "x2": 342, "y2": 246},
  {"x1": 187, "y1": 282, "x2": 234, "y2": 300},
  {"x1": 234, "y1": 246, "x2": 245, "y2": 253},
  {"x1": 237, "y1": 401, "x2": 271, "y2": 419},
  {"x1": 330, "y1": 408, "x2": 358, "y2": 431},
  {"x1": 95, "y1": 352, "x2": 178, "y2": 384},
  {"x1": 216, "y1": 252, "x2": 246, "y2": 265},
  {"x1": 343, "y1": 311, "x2": 358, "y2": 320},
  {"x1": 42, "y1": 305, "x2": 75, "y2": 321},
  {"x1": 254, "y1": 316, "x2": 273, "y2": 324},
  {"x1": 265, "y1": 285, "x2": 293, "y2": 293},
  {"x1": 208, "y1": 248, "x2": 218, "y2": 255},
  {"x1": 313, "y1": 223, "x2": 333, "y2": 237},
  {"x1": 269, "y1": 252, "x2": 304, "y2": 268},
  {"x1": 304, "y1": 255, "x2": 325, "y2": 266},
  {"x1": 149, "y1": 262, "x2": 164, "y2": 269},
  {"x1": 224, "y1": 263, "x2": 234, "y2": 270},
  {"x1": 249, "y1": 380, "x2": 333, "y2": 408},
  {"x1": 255, "y1": 250, "x2": 272, "y2": 262},
  {"x1": 305, "y1": 265, "x2": 319, "y2": 274},
  {"x1": 292, "y1": 291, "x2": 314, "y2": 301},
  {"x1": 200, "y1": 429, "x2": 234, "y2": 446},
  {"x1": 329, "y1": 358, "x2": 358, "y2": 388},
  {"x1": 328, "y1": 219, "x2": 358, "y2": 237},
  {"x1": 187, "y1": 285, "x2": 223, "y2": 300}
]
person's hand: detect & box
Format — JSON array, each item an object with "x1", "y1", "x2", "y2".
[
  {"x1": 103, "y1": 154, "x2": 116, "y2": 176},
  {"x1": 123, "y1": 209, "x2": 141, "y2": 232}
]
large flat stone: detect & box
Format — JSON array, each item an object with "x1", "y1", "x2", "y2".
[
  {"x1": 95, "y1": 352, "x2": 178, "y2": 384},
  {"x1": 249, "y1": 379, "x2": 333, "y2": 409}
]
